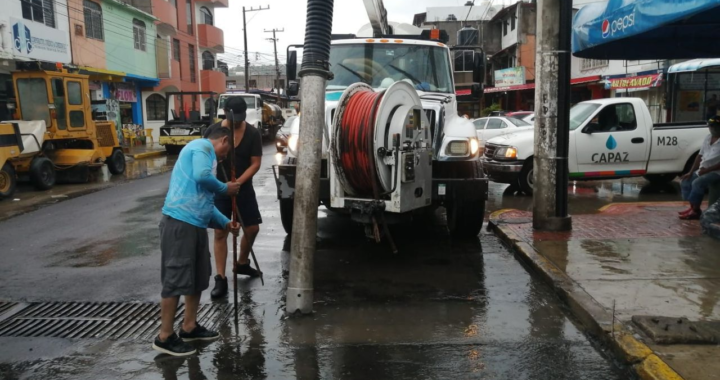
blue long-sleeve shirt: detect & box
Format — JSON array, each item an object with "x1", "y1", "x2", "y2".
[{"x1": 162, "y1": 138, "x2": 230, "y2": 229}]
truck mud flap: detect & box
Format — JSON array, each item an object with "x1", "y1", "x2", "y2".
[
  {"x1": 272, "y1": 164, "x2": 330, "y2": 200},
  {"x1": 432, "y1": 178, "x2": 489, "y2": 202}
]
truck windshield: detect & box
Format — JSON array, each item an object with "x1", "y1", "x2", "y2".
[
  {"x1": 570, "y1": 103, "x2": 602, "y2": 130},
  {"x1": 16, "y1": 78, "x2": 50, "y2": 125},
  {"x1": 327, "y1": 44, "x2": 453, "y2": 93},
  {"x1": 218, "y1": 95, "x2": 255, "y2": 110}
]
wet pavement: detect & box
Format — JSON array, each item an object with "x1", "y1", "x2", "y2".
[{"x1": 0, "y1": 143, "x2": 692, "y2": 379}]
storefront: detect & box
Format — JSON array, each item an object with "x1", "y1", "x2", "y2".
[
  {"x1": 604, "y1": 71, "x2": 665, "y2": 123},
  {"x1": 482, "y1": 75, "x2": 604, "y2": 112},
  {"x1": 667, "y1": 60, "x2": 720, "y2": 123}
]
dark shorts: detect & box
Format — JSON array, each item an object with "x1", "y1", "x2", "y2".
[
  {"x1": 159, "y1": 215, "x2": 211, "y2": 298},
  {"x1": 215, "y1": 187, "x2": 263, "y2": 227}
]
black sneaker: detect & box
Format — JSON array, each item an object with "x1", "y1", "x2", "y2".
[
  {"x1": 211, "y1": 275, "x2": 228, "y2": 298},
  {"x1": 152, "y1": 333, "x2": 196, "y2": 357},
  {"x1": 235, "y1": 263, "x2": 261, "y2": 278},
  {"x1": 179, "y1": 324, "x2": 219, "y2": 342}
]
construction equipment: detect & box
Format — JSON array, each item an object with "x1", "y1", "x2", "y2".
[
  {"x1": 159, "y1": 91, "x2": 217, "y2": 154},
  {"x1": 1, "y1": 67, "x2": 126, "y2": 198},
  {"x1": 218, "y1": 92, "x2": 284, "y2": 138},
  {"x1": 0, "y1": 123, "x2": 22, "y2": 199}
]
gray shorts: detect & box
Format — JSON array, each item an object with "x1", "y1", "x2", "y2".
[{"x1": 159, "y1": 215, "x2": 211, "y2": 298}]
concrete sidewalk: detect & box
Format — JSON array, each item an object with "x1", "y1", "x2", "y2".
[
  {"x1": 124, "y1": 143, "x2": 166, "y2": 159},
  {"x1": 490, "y1": 202, "x2": 720, "y2": 380}
]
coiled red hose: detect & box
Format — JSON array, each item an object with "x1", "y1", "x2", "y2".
[{"x1": 339, "y1": 90, "x2": 384, "y2": 196}]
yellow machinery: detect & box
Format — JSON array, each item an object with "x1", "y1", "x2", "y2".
[
  {"x1": 0, "y1": 67, "x2": 125, "y2": 199},
  {"x1": 0, "y1": 123, "x2": 22, "y2": 198}
]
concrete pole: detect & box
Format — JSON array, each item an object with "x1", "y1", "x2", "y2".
[
  {"x1": 286, "y1": 0, "x2": 334, "y2": 314},
  {"x1": 533, "y1": 0, "x2": 572, "y2": 231}
]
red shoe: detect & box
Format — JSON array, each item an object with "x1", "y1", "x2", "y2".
[
  {"x1": 678, "y1": 207, "x2": 693, "y2": 215},
  {"x1": 679, "y1": 210, "x2": 702, "y2": 220}
]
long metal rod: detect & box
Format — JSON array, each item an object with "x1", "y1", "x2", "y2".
[{"x1": 228, "y1": 112, "x2": 239, "y2": 329}]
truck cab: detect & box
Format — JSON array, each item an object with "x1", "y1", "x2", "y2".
[{"x1": 218, "y1": 93, "x2": 263, "y2": 131}]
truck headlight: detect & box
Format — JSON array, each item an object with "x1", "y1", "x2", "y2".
[
  {"x1": 446, "y1": 141, "x2": 469, "y2": 155},
  {"x1": 288, "y1": 135, "x2": 298, "y2": 152},
  {"x1": 495, "y1": 146, "x2": 518, "y2": 159},
  {"x1": 470, "y1": 138, "x2": 479, "y2": 155}
]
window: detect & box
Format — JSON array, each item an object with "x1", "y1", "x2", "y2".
[
  {"x1": 581, "y1": 59, "x2": 609, "y2": 71},
  {"x1": 249, "y1": 79, "x2": 257, "y2": 88},
  {"x1": 473, "y1": 118, "x2": 488, "y2": 130},
  {"x1": 169, "y1": 0, "x2": 176, "y2": 6},
  {"x1": 186, "y1": 1, "x2": 193, "y2": 34},
  {"x1": 67, "y1": 82, "x2": 83, "y2": 105},
  {"x1": 200, "y1": 6, "x2": 213, "y2": 25},
  {"x1": 83, "y1": 0, "x2": 103, "y2": 40},
  {"x1": 70, "y1": 111, "x2": 85, "y2": 128},
  {"x1": 454, "y1": 50, "x2": 474, "y2": 72},
  {"x1": 486, "y1": 118, "x2": 506, "y2": 130},
  {"x1": 146, "y1": 94, "x2": 166, "y2": 121},
  {"x1": 21, "y1": 0, "x2": 55, "y2": 28},
  {"x1": 274, "y1": 79, "x2": 285, "y2": 89},
  {"x1": 511, "y1": 15, "x2": 516, "y2": 31},
  {"x1": 133, "y1": 19, "x2": 146, "y2": 51},
  {"x1": 172, "y1": 39, "x2": 181, "y2": 61},
  {"x1": 189, "y1": 44, "x2": 196, "y2": 83},
  {"x1": 51, "y1": 78, "x2": 66, "y2": 129},
  {"x1": 202, "y1": 51, "x2": 214, "y2": 70},
  {"x1": 506, "y1": 117, "x2": 531, "y2": 127},
  {"x1": 591, "y1": 104, "x2": 637, "y2": 132},
  {"x1": 503, "y1": 20, "x2": 508, "y2": 36}
]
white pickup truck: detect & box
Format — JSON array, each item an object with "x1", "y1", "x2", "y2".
[{"x1": 481, "y1": 98, "x2": 708, "y2": 194}]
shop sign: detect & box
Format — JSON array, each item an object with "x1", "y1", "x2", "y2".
[
  {"x1": 115, "y1": 84, "x2": 137, "y2": 103},
  {"x1": 605, "y1": 73, "x2": 662, "y2": 90},
  {"x1": 494, "y1": 67, "x2": 526, "y2": 87},
  {"x1": 10, "y1": 18, "x2": 71, "y2": 63}
]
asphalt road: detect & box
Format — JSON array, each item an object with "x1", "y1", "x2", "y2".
[{"x1": 0, "y1": 142, "x2": 630, "y2": 379}]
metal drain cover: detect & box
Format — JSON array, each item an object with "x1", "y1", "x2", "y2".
[{"x1": 0, "y1": 302, "x2": 233, "y2": 340}]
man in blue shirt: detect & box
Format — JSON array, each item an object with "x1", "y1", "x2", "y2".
[{"x1": 153, "y1": 126, "x2": 241, "y2": 357}]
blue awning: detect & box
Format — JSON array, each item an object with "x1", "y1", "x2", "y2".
[
  {"x1": 668, "y1": 58, "x2": 720, "y2": 73},
  {"x1": 123, "y1": 73, "x2": 160, "y2": 87},
  {"x1": 572, "y1": 0, "x2": 720, "y2": 60}
]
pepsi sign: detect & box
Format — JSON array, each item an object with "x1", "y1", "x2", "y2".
[{"x1": 601, "y1": 11, "x2": 635, "y2": 39}]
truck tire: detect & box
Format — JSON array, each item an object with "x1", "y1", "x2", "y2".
[
  {"x1": 0, "y1": 163, "x2": 17, "y2": 199},
  {"x1": 165, "y1": 145, "x2": 182, "y2": 155},
  {"x1": 442, "y1": 160, "x2": 485, "y2": 238},
  {"x1": 106, "y1": 149, "x2": 126, "y2": 175},
  {"x1": 279, "y1": 198, "x2": 294, "y2": 234},
  {"x1": 29, "y1": 157, "x2": 56, "y2": 191},
  {"x1": 643, "y1": 173, "x2": 677, "y2": 185},
  {"x1": 518, "y1": 159, "x2": 534, "y2": 195}
]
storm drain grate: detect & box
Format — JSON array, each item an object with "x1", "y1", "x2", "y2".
[
  {"x1": 0, "y1": 302, "x2": 18, "y2": 317},
  {"x1": 0, "y1": 302, "x2": 233, "y2": 340}
]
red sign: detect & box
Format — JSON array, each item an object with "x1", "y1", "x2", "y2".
[
  {"x1": 608, "y1": 74, "x2": 662, "y2": 90},
  {"x1": 115, "y1": 88, "x2": 137, "y2": 102}
]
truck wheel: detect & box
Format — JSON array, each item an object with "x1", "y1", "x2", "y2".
[
  {"x1": 279, "y1": 198, "x2": 294, "y2": 234},
  {"x1": 441, "y1": 160, "x2": 486, "y2": 238},
  {"x1": 0, "y1": 163, "x2": 17, "y2": 199},
  {"x1": 643, "y1": 173, "x2": 677, "y2": 185},
  {"x1": 518, "y1": 160, "x2": 534, "y2": 195},
  {"x1": 106, "y1": 149, "x2": 126, "y2": 175},
  {"x1": 29, "y1": 157, "x2": 56, "y2": 191},
  {"x1": 165, "y1": 145, "x2": 182, "y2": 155}
]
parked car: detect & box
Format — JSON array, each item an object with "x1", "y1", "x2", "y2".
[
  {"x1": 481, "y1": 98, "x2": 708, "y2": 194},
  {"x1": 506, "y1": 111, "x2": 534, "y2": 119},
  {"x1": 522, "y1": 113, "x2": 535, "y2": 124},
  {"x1": 472, "y1": 116, "x2": 532, "y2": 148},
  {"x1": 275, "y1": 116, "x2": 297, "y2": 153}
]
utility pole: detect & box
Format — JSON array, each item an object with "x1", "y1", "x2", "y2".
[
  {"x1": 532, "y1": 0, "x2": 572, "y2": 231},
  {"x1": 243, "y1": 5, "x2": 269, "y2": 92},
  {"x1": 265, "y1": 28, "x2": 285, "y2": 100},
  {"x1": 287, "y1": 0, "x2": 334, "y2": 315}
]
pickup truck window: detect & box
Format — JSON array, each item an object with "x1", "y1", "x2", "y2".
[
  {"x1": 570, "y1": 103, "x2": 601, "y2": 130},
  {"x1": 591, "y1": 104, "x2": 638, "y2": 132}
]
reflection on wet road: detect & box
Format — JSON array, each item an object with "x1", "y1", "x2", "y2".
[{"x1": 0, "y1": 143, "x2": 681, "y2": 379}]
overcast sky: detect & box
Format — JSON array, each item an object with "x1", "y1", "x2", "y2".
[{"x1": 215, "y1": 0, "x2": 482, "y2": 70}]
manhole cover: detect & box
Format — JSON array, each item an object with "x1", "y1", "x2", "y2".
[
  {"x1": 0, "y1": 302, "x2": 17, "y2": 317},
  {"x1": 0, "y1": 302, "x2": 233, "y2": 340}
]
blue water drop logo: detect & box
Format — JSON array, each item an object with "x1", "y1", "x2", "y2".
[{"x1": 606, "y1": 135, "x2": 617, "y2": 150}]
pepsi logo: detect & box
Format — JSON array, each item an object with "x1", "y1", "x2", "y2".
[{"x1": 602, "y1": 19, "x2": 610, "y2": 38}]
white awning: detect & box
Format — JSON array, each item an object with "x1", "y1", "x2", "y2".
[{"x1": 668, "y1": 59, "x2": 720, "y2": 73}]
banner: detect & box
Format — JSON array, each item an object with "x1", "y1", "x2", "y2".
[
  {"x1": 10, "y1": 17, "x2": 71, "y2": 63},
  {"x1": 494, "y1": 67, "x2": 526, "y2": 87},
  {"x1": 605, "y1": 73, "x2": 662, "y2": 90}
]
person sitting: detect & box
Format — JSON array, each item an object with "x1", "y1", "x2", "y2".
[{"x1": 679, "y1": 116, "x2": 720, "y2": 220}]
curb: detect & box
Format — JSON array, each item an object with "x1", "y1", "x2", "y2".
[
  {"x1": 128, "y1": 150, "x2": 166, "y2": 159},
  {"x1": 488, "y1": 210, "x2": 684, "y2": 380}
]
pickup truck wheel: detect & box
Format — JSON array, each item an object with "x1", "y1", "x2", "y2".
[
  {"x1": 165, "y1": 145, "x2": 182, "y2": 155},
  {"x1": 643, "y1": 173, "x2": 677, "y2": 185},
  {"x1": 29, "y1": 157, "x2": 56, "y2": 191},
  {"x1": 518, "y1": 160, "x2": 534, "y2": 195},
  {"x1": 0, "y1": 163, "x2": 17, "y2": 199},
  {"x1": 442, "y1": 161, "x2": 485, "y2": 238},
  {"x1": 106, "y1": 149, "x2": 126, "y2": 175},
  {"x1": 279, "y1": 198, "x2": 294, "y2": 234}
]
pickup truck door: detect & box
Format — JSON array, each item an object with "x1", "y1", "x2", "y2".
[{"x1": 574, "y1": 102, "x2": 651, "y2": 177}]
